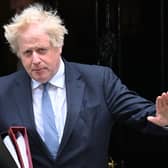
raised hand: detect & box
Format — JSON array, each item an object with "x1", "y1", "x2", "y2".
[{"x1": 147, "y1": 92, "x2": 168, "y2": 126}]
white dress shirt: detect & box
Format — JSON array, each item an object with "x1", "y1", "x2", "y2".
[{"x1": 32, "y1": 59, "x2": 67, "y2": 144}]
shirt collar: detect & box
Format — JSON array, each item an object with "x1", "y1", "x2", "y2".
[{"x1": 32, "y1": 58, "x2": 65, "y2": 89}]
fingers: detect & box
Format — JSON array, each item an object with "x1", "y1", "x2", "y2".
[
  {"x1": 161, "y1": 92, "x2": 168, "y2": 105},
  {"x1": 156, "y1": 96, "x2": 161, "y2": 112},
  {"x1": 156, "y1": 92, "x2": 168, "y2": 111},
  {"x1": 152, "y1": 91, "x2": 168, "y2": 126},
  {"x1": 147, "y1": 116, "x2": 162, "y2": 126}
]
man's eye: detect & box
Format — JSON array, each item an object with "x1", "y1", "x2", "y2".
[
  {"x1": 23, "y1": 50, "x2": 32, "y2": 56},
  {"x1": 37, "y1": 48, "x2": 48, "y2": 54}
]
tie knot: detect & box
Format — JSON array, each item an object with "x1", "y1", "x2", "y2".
[{"x1": 43, "y1": 82, "x2": 49, "y2": 90}]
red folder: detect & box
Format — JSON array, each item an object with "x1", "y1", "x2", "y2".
[{"x1": 8, "y1": 126, "x2": 33, "y2": 168}]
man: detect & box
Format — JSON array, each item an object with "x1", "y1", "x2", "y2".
[{"x1": 1, "y1": 3, "x2": 168, "y2": 168}]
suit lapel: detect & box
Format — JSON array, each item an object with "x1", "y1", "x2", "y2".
[
  {"x1": 13, "y1": 70, "x2": 36, "y2": 129},
  {"x1": 12, "y1": 65, "x2": 85, "y2": 158},
  {"x1": 57, "y1": 62, "x2": 85, "y2": 156},
  {"x1": 13, "y1": 71, "x2": 50, "y2": 157}
]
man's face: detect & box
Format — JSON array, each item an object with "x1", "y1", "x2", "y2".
[{"x1": 17, "y1": 24, "x2": 62, "y2": 83}]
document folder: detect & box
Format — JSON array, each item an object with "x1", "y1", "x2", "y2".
[
  {"x1": 0, "y1": 134, "x2": 18, "y2": 168},
  {"x1": 1, "y1": 126, "x2": 33, "y2": 168}
]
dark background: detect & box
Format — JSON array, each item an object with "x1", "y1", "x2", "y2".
[{"x1": 1, "y1": 0, "x2": 168, "y2": 167}]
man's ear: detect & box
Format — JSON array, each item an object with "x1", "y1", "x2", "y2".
[{"x1": 58, "y1": 47, "x2": 62, "y2": 55}]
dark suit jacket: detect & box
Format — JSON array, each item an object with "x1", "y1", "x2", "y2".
[{"x1": 0, "y1": 60, "x2": 165, "y2": 167}]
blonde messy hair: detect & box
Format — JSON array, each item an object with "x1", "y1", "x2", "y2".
[{"x1": 3, "y1": 3, "x2": 68, "y2": 57}]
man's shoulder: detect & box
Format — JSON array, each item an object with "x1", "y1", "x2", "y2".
[
  {"x1": 65, "y1": 60, "x2": 112, "y2": 73},
  {"x1": 64, "y1": 61, "x2": 116, "y2": 84},
  {"x1": 0, "y1": 70, "x2": 28, "y2": 84}
]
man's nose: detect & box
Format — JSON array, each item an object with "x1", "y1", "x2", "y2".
[{"x1": 32, "y1": 52, "x2": 41, "y2": 64}]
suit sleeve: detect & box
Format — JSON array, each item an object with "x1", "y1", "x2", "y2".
[{"x1": 102, "y1": 67, "x2": 155, "y2": 126}]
